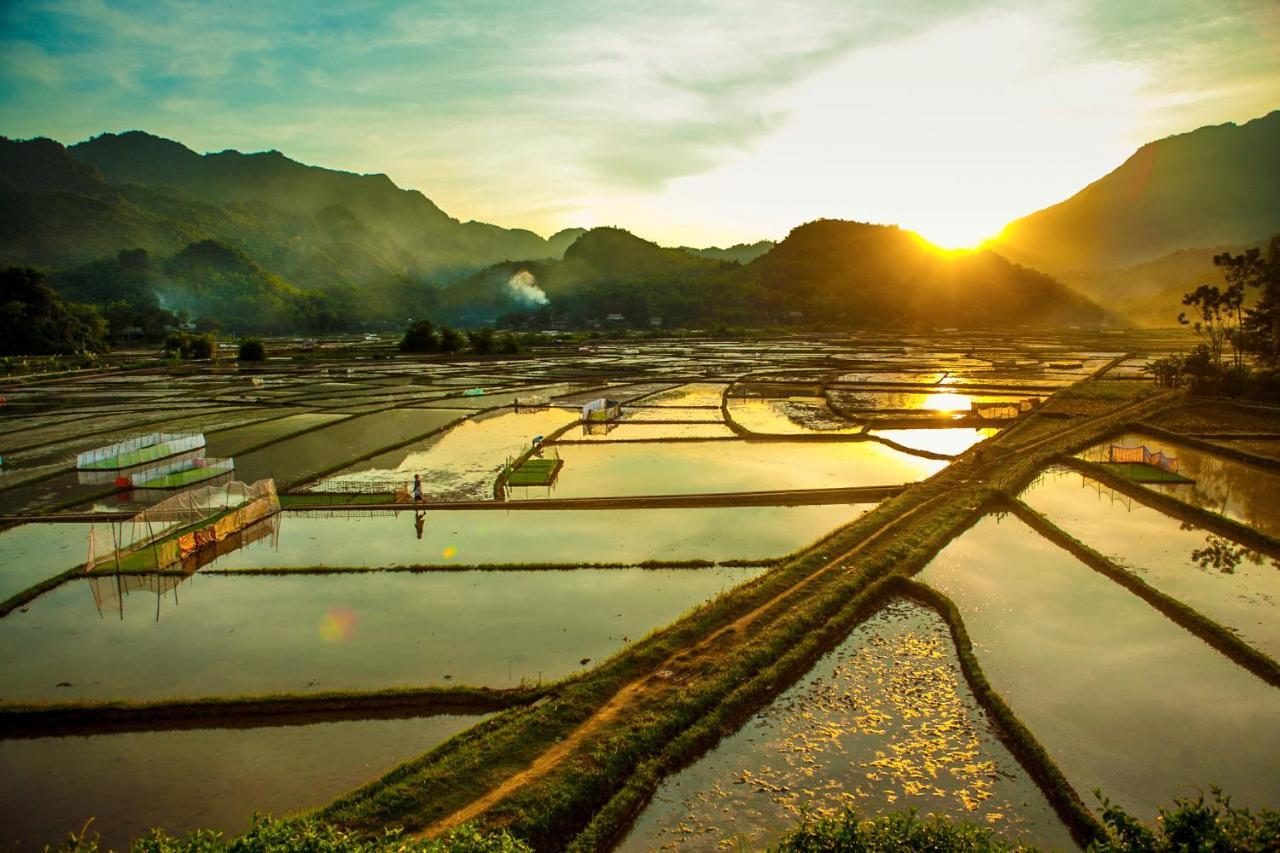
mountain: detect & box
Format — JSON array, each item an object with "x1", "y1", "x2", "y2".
[
  {"x1": 680, "y1": 240, "x2": 775, "y2": 264},
  {"x1": 991, "y1": 110, "x2": 1280, "y2": 276},
  {"x1": 0, "y1": 132, "x2": 580, "y2": 294},
  {"x1": 474, "y1": 220, "x2": 1106, "y2": 329},
  {"x1": 732, "y1": 220, "x2": 1106, "y2": 327}
]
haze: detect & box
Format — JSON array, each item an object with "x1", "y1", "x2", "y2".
[{"x1": 2, "y1": 0, "x2": 1278, "y2": 248}]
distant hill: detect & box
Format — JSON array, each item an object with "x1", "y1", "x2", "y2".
[
  {"x1": 991, "y1": 110, "x2": 1280, "y2": 275},
  {"x1": 733, "y1": 220, "x2": 1106, "y2": 327},
  {"x1": 679, "y1": 240, "x2": 775, "y2": 264},
  {"x1": 472, "y1": 220, "x2": 1105, "y2": 329},
  {"x1": 0, "y1": 132, "x2": 579, "y2": 291}
]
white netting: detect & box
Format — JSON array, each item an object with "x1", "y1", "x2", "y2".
[
  {"x1": 86, "y1": 478, "x2": 278, "y2": 572},
  {"x1": 128, "y1": 456, "x2": 235, "y2": 487},
  {"x1": 76, "y1": 433, "x2": 206, "y2": 470}
]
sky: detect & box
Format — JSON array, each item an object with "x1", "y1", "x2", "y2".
[{"x1": 2, "y1": 0, "x2": 1278, "y2": 248}]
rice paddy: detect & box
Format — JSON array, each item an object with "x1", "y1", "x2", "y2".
[{"x1": 2, "y1": 328, "x2": 1277, "y2": 850}]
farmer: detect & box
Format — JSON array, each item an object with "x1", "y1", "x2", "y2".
[{"x1": 412, "y1": 473, "x2": 423, "y2": 502}]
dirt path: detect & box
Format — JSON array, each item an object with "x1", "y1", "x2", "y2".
[
  {"x1": 419, "y1": 386, "x2": 1180, "y2": 838},
  {"x1": 420, "y1": 490, "x2": 944, "y2": 837}
]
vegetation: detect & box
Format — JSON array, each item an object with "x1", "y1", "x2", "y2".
[
  {"x1": 237, "y1": 338, "x2": 266, "y2": 361},
  {"x1": 1149, "y1": 235, "x2": 1280, "y2": 399},
  {"x1": 54, "y1": 816, "x2": 531, "y2": 852},
  {"x1": 400, "y1": 320, "x2": 439, "y2": 353},
  {"x1": 0, "y1": 266, "x2": 106, "y2": 355},
  {"x1": 773, "y1": 791, "x2": 1280, "y2": 852},
  {"x1": 164, "y1": 331, "x2": 218, "y2": 360}
]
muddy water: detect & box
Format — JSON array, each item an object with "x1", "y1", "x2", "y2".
[
  {"x1": 530, "y1": 441, "x2": 944, "y2": 499},
  {"x1": 918, "y1": 513, "x2": 1280, "y2": 819},
  {"x1": 315, "y1": 408, "x2": 578, "y2": 500},
  {"x1": 726, "y1": 398, "x2": 861, "y2": 434},
  {"x1": 618, "y1": 598, "x2": 1074, "y2": 851},
  {"x1": 1021, "y1": 467, "x2": 1280, "y2": 660},
  {"x1": 0, "y1": 713, "x2": 483, "y2": 850},
  {"x1": 0, "y1": 567, "x2": 763, "y2": 702},
  {"x1": 1079, "y1": 432, "x2": 1280, "y2": 537},
  {"x1": 195, "y1": 504, "x2": 870, "y2": 569}
]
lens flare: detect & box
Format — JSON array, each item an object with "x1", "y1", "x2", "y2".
[{"x1": 319, "y1": 607, "x2": 358, "y2": 642}]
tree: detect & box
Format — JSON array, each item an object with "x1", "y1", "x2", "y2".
[
  {"x1": 399, "y1": 320, "x2": 438, "y2": 353},
  {"x1": 439, "y1": 326, "x2": 463, "y2": 353},
  {"x1": 164, "y1": 331, "x2": 218, "y2": 360},
  {"x1": 0, "y1": 267, "x2": 107, "y2": 355},
  {"x1": 1236, "y1": 235, "x2": 1280, "y2": 365},
  {"x1": 467, "y1": 328, "x2": 495, "y2": 355},
  {"x1": 1178, "y1": 283, "x2": 1243, "y2": 369},
  {"x1": 238, "y1": 339, "x2": 266, "y2": 361}
]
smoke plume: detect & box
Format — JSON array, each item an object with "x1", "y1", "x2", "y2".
[{"x1": 505, "y1": 270, "x2": 549, "y2": 308}]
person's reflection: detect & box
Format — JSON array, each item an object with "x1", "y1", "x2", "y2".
[{"x1": 414, "y1": 510, "x2": 426, "y2": 540}]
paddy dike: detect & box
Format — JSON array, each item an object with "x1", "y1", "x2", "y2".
[{"x1": 309, "y1": 381, "x2": 1183, "y2": 848}]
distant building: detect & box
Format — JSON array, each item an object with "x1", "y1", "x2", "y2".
[
  {"x1": 605, "y1": 313, "x2": 626, "y2": 323},
  {"x1": 649, "y1": 316, "x2": 663, "y2": 327}
]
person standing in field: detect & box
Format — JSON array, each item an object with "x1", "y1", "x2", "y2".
[{"x1": 413, "y1": 474, "x2": 423, "y2": 502}]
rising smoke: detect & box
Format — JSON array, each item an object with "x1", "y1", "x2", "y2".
[{"x1": 504, "y1": 270, "x2": 549, "y2": 308}]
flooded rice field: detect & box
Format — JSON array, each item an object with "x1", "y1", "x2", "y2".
[
  {"x1": 1021, "y1": 466, "x2": 1280, "y2": 659},
  {"x1": 313, "y1": 408, "x2": 578, "y2": 499},
  {"x1": 918, "y1": 513, "x2": 1280, "y2": 819},
  {"x1": 619, "y1": 597, "x2": 1073, "y2": 852},
  {"x1": 1079, "y1": 432, "x2": 1280, "y2": 537},
  {"x1": 526, "y1": 440, "x2": 945, "y2": 499},
  {"x1": 0, "y1": 713, "x2": 484, "y2": 850},
  {"x1": 0, "y1": 522, "x2": 92, "y2": 602},
  {"x1": 200, "y1": 505, "x2": 869, "y2": 568},
  {"x1": 0, "y1": 566, "x2": 763, "y2": 702}
]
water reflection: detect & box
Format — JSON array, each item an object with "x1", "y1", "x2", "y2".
[
  {"x1": 918, "y1": 513, "x2": 1280, "y2": 819},
  {"x1": 1080, "y1": 433, "x2": 1280, "y2": 537}
]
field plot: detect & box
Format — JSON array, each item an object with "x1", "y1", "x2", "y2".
[
  {"x1": 1079, "y1": 432, "x2": 1280, "y2": 537},
  {"x1": 635, "y1": 383, "x2": 728, "y2": 407},
  {"x1": 236, "y1": 408, "x2": 465, "y2": 486},
  {"x1": 868, "y1": 427, "x2": 999, "y2": 455},
  {"x1": 918, "y1": 513, "x2": 1280, "y2": 819},
  {"x1": 531, "y1": 440, "x2": 945, "y2": 499},
  {"x1": 0, "y1": 567, "x2": 762, "y2": 702},
  {"x1": 0, "y1": 713, "x2": 484, "y2": 850},
  {"x1": 0, "y1": 522, "x2": 91, "y2": 602},
  {"x1": 1022, "y1": 467, "x2": 1280, "y2": 659},
  {"x1": 314, "y1": 408, "x2": 578, "y2": 499},
  {"x1": 563, "y1": 422, "x2": 737, "y2": 441},
  {"x1": 196, "y1": 504, "x2": 870, "y2": 569},
  {"x1": 619, "y1": 597, "x2": 1073, "y2": 851},
  {"x1": 726, "y1": 397, "x2": 861, "y2": 434}
]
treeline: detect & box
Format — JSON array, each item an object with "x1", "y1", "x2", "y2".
[
  {"x1": 35, "y1": 240, "x2": 442, "y2": 342},
  {"x1": 1147, "y1": 234, "x2": 1280, "y2": 399}
]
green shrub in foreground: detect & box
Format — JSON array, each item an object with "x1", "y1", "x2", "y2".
[
  {"x1": 772, "y1": 790, "x2": 1280, "y2": 852},
  {"x1": 54, "y1": 816, "x2": 531, "y2": 853}
]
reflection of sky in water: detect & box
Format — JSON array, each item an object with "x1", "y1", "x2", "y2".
[
  {"x1": 1080, "y1": 432, "x2": 1280, "y2": 537},
  {"x1": 619, "y1": 598, "x2": 1072, "y2": 852},
  {"x1": 204, "y1": 505, "x2": 871, "y2": 568},
  {"x1": 0, "y1": 522, "x2": 93, "y2": 601},
  {"x1": 532, "y1": 441, "x2": 944, "y2": 499},
  {"x1": 0, "y1": 567, "x2": 763, "y2": 702},
  {"x1": 919, "y1": 513, "x2": 1280, "y2": 819},
  {"x1": 0, "y1": 713, "x2": 483, "y2": 851},
  {"x1": 319, "y1": 409, "x2": 578, "y2": 500},
  {"x1": 870, "y1": 428, "x2": 998, "y2": 456},
  {"x1": 1021, "y1": 467, "x2": 1280, "y2": 660},
  {"x1": 727, "y1": 398, "x2": 862, "y2": 434}
]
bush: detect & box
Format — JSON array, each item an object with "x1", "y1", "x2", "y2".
[
  {"x1": 400, "y1": 320, "x2": 438, "y2": 353},
  {"x1": 467, "y1": 328, "x2": 495, "y2": 355},
  {"x1": 238, "y1": 339, "x2": 266, "y2": 361},
  {"x1": 163, "y1": 332, "x2": 217, "y2": 360},
  {"x1": 439, "y1": 326, "x2": 463, "y2": 353}
]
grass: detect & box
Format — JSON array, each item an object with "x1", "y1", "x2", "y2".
[
  {"x1": 1096, "y1": 461, "x2": 1193, "y2": 483},
  {"x1": 504, "y1": 457, "x2": 562, "y2": 487},
  {"x1": 309, "y1": 383, "x2": 1180, "y2": 848},
  {"x1": 132, "y1": 464, "x2": 231, "y2": 489}
]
